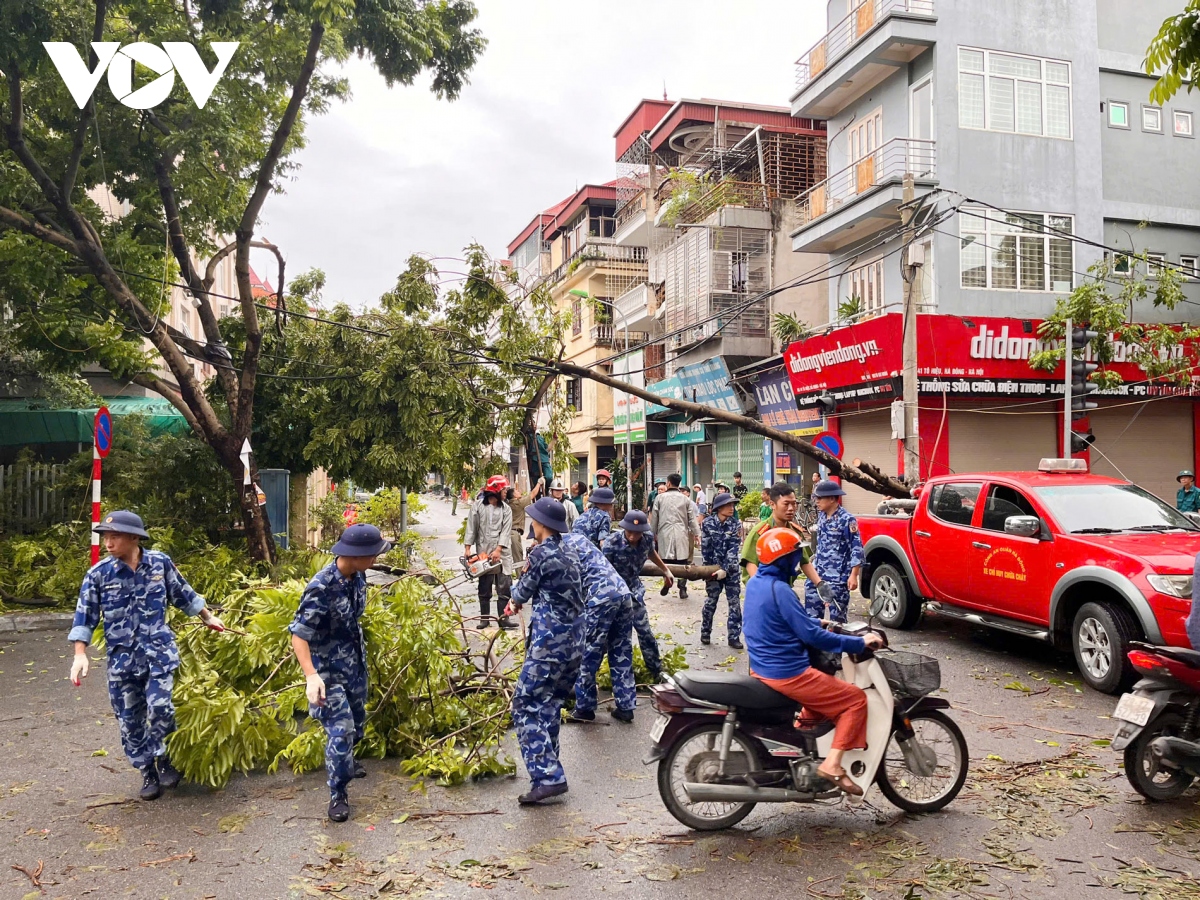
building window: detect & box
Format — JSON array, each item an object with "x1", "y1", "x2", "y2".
[
  {"x1": 958, "y1": 47, "x2": 1071, "y2": 138},
  {"x1": 1110, "y1": 252, "x2": 1132, "y2": 275},
  {"x1": 565, "y1": 376, "x2": 583, "y2": 412},
  {"x1": 731, "y1": 251, "x2": 749, "y2": 293},
  {"x1": 1146, "y1": 252, "x2": 1166, "y2": 278},
  {"x1": 571, "y1": 298, "x2": 582, "y2": 336},
  {"x1": 960, "y1": 207, "x2": 1074, "y2": 292},
  {"x1": 1175, "y1": 110, "x2": 1194, "y2": 137},
  {"x1": 1181, "y1": 255, "x2": 1199, "y2": 279},
  {"x1": 1108, "y1": 101, "x2": 1129, "y2": 129},
  {"x1": 849, "y1": 259, "x2": 886, "y2": 315},
  {"x1": 1142, "y1": 106, "x2": 1163, "y2": 133}
]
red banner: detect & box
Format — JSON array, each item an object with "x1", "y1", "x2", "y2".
[{"x1": 783, "y1": 314, "x2": 1195, "y2": 407}]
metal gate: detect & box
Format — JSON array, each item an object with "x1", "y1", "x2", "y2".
[{"x1": 259, "y1": 469, "x2": 290, "y2": 550}]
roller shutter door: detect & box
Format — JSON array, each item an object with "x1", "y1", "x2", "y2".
[
  {"x1": 651, "y1": 450, "x2": 681, "y2": 483},
  {"x1": 839, "y1": 410, "x2": 897, "y2": 515},
  {"x1": 948, "y1": 409, "x2": 1056, "y2": 474},
  {"x1": 1089, "y1": 399, "x2": 1193, "y2": 503}
]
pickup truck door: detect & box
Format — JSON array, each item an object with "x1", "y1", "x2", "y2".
[
  {"x1": 965, "y1": 482, "x2": 1052, "y2": 622},
  {"x1": 913, "y1": 481, "x2": 984, "y2": 604}
]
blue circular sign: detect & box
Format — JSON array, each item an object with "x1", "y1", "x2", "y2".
[
  {"x1": 812, "y1": 430, "x2": 843, "y2": 460},
  {"x1": 94, "y1": 407, "x2": 113, "y2": 458}
]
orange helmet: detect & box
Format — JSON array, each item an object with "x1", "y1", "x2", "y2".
[
  {"x1": 756, "y1": 527, "x2": 804, "y2": 565},
  {"x1": 484, "y1": 475, "x2": 508, "y2": 494}
]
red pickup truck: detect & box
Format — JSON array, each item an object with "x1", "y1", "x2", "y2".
[{"x1": 858, "y1": 459, "x2": 1200, "y2": 693}]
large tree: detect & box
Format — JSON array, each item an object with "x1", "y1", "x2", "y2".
[
  {"x1": 1146, "y1": 1, "x2": 1200, "y2": 103},
  {"x1": 0, "y1": 0, "x2": 484, "y2": 560}
]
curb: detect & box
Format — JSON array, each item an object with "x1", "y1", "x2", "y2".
[{"x1": 0, "y1": 613, "x2": 74, "y2": 633}]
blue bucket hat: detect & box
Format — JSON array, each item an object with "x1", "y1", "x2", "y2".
[
  {"x1": 813, "y1": 479, "x2": 847, "y2": 498},
  {"x1": 710, "y1": 491, "x2": 736, "y2": 511},
  {"x1": 590, "y1": 487, "x2": 616, "y2": 506},
  {"x1": 93, "y1": 510, "x2": 150, "y2": 538},
  {"x1": 619, "y1": 510, "x2": 652, "y2": 533},
  {"x1": 528, "y1": 497, "x2": 569, "y2": 532},
  {"x1": 331, "y1": 523, "x2": 391, "y2": 557}
]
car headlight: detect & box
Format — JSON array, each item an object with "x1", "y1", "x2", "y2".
[{"x1": 1147, "y1": 574, "x2": 1194, "y2": 598}]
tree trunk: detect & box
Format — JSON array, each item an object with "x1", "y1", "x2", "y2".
[
  {"x1": 640, "y1": 562, "x2": 722, "y2": 579},
  {"x1": 217, "y1": 448, "x2": 277, "y2": 564}
]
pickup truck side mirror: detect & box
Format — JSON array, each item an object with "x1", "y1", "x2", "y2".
[{"x1": 1004, "y1": 515, "x2": 1042, "y2": 538}]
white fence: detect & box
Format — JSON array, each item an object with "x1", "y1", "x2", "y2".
[{"x1": 0, "y1": 463, "x2": 74, "y2": 533}]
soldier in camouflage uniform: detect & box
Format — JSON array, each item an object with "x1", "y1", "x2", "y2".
[
  {"x1": 504, "y1": 498, "x2": 586, "y2": 805},
  {"x1": 602, "y1": 510, "x2": 675, "y2": 682},
  {"x1": 803, "y1": 481, "x2": 865, "y2": 623},
  {"x1": 69, "y1": 511, "x2": 225, "y2": 801},
  {"x1": 290, "y1": 523, "x2": 390, "y2": 823},
  {"x1": 700, "y1": 492, "x2": 744, "y2": 648},
  {"x1": 563, "y1": 531, "x2": 637, "y2": 725},
  {"x1": 571, "y1": 487, "x2": 615, "y2": 548}
]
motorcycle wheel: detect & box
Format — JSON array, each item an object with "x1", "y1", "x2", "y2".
[
  {"x1": 1124, "y1": 711, "x2": 1196, "y2": 801},
  {"x1": 657, "y1": 722, "x2": 762, "y2": 831},
  {"x1": 875, "y1": 710, "x2": 968, "y2": 813}
]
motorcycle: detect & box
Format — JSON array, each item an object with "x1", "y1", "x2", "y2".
[
  {"x1": 644, "y1": 615, "x2": 969, "y2": 830},
  {"x1": 1111, "y1": 641, "x2": 1200, "y2": 800}
]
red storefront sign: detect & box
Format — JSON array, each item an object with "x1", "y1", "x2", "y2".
[{"x1": 783, "y1": 314, "x2": 1195, "y2": 408}]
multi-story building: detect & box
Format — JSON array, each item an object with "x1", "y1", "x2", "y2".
[
  {"x1": 784, "y1": 0, "x2": 1200, "y2": 511},
  {"x1": 609, "y1": 98, "x2": 829, "y2": 492}
]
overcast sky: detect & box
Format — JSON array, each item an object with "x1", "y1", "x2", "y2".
[{"x1": 253, "y1": 1, "x2": 826, "y2": 307}]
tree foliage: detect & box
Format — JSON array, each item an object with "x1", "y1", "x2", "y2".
[
  {"x1": 1030, "y1": 252, "x2": 1198, "y2": 389},
  {"x1": 1146, "y1": 1, "x2": 1200, "y2": 104},
  {"x1": 0, "y1": 0, "x2": 485, "y2": 560}
]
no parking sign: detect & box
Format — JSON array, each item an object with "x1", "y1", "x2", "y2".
[{"x1": 812, "y1": 430, "x2": 844, "y2": 460}]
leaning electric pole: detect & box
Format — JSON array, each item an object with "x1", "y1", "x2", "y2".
[{"x1": 900, "y1": 173, "x2": 921, "y2": 484}]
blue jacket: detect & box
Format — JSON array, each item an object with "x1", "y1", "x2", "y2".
[
  {"x1": 563, "y1": 533, "x2": 631, "y2": 608},
  {"x1": 288, "y1": 560, "x2": 367, "y2": 681},
  {"x1": 743, "y1": 560, "x2": 866, "y2": 679},
  {"x1": 572, "y1": 507, "x2": 612, "y2": 548}
]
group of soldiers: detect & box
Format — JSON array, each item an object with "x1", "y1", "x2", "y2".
[{"x1": 66, "y1": 469, "x2": 866, "y2": 822}]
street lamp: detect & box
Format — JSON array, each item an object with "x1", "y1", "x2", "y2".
[{"x1": 569, "y1": 287, "x2": 634, "y2": 512}]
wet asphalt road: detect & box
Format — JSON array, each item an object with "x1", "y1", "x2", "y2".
[{"x1": 4, "y1": 495, "x2": 1200, "y2": 899}]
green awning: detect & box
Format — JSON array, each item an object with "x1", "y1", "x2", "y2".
[{"x1": 0, "y1": 397, "x2": 192, "y2": 446}]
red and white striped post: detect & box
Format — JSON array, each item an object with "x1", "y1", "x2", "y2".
[{"x1": 92, "y1": 407, "x2": 112, "y2": 565}]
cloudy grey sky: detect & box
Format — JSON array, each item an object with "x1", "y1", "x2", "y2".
[{"x1": 254, "y1": 1, "x2": 826, "y2": 306}]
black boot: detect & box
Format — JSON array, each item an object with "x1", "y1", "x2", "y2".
[
  {"x1": 728, "y1": 638, "x2": 744, "y2": 650},
  {"x1": 518, "y1": 782, "x2": 569, "y2": 805},
  {"x1": 352, "y1": 760, "x2": 367, "y2": 779},
  {"x1": 328, "y1": 791, "x2": 351, "y2": 822},
  {"x1": 611, "y1": 707, "x2": 634, "y2": 724},
  {"x1": 700, "y1": 635, "x2": 711, "y2": 645},
  {"x1": 659, "y1": 581, "x2": 671, "y2": 596},
  {"x1": 139, "y1": 763, "x2": 162, "y2": 801},
  {"x1": 679, "y1": 585, "x2": 689, "y2": 600},
  {"x1": 157, "y1": 755, "x2": 181, "y2": 789},
  {"x1": 498, "y1": 616, "x2": 518, "y2": 631}
]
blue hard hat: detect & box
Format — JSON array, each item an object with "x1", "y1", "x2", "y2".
[
  {"x1": 590, "y1": 487, "x2": 616, "y2": 505},
  {"x1": 619, "y1": 510, "x2": 652, "y2": 533},
  {"x1": 93, "y1": 510, "x2": 150, "y2": 538},
  {"x1": 528, "y1": 497, "x2": 569, "y2": 532},
  {"x1": 330, "y1": 523, "x2": 391, "y2": 557},
  {"x1": 710, "y1": 492, "x2": 736, "y2": 511},
  {"x1": 813, "y1": 479, "x2": 847, "y2": 498}
]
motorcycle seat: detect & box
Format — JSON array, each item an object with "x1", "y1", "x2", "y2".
[
  {"x1": 675, "y1": 671, "x2": 798, "y2": 712},
  {"x1": 1132, "y1": 642, "x2": 1200, "y2": 669}
]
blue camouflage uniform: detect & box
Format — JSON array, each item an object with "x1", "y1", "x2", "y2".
[
  {"x1": 601, "y1": 530, "x2": 662, "y2": 676},
  {"x1": 510, "y1": 534, "x2": 585, "y2": 788},
  {"x1": 700, "y1": 515, "x2": 743, "y2": 642},
  {"x1": 562, "y1": 533, "x2": 637, "y2": 716},
  {"x1": 572, "y1": 507, "x2": 612, "y2": 548},
  {"x1": 70, "y1": 550, "x2": 206, "y2": 770},
  {"x1": 803, "y1": 506, "x2": 865, "y2": 622},
  {"x1": 289, "y1": 561, "x2": 368, "y2": 795}
]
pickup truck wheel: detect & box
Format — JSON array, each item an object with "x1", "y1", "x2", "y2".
[
  {"x1": 1072, "y1": 601, "x2": 1139, "y2": 694},
  {"x1": 871, "y1": 564, "x2": 920, "y2": 629}
]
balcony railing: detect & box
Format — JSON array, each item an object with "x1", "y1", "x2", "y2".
[
  {"x1": 796, "y1": 137, "x2": 936, "y2": 226},
  {"x1": 545, "y1": 239, "x2": 648, "y2": 286},
  {"x1": 590, "y1": 324, "x2": 650, "y2": 347},
  {"x1": 794, "y1": 0, "x2": 935, "y2": 91},
  {"x1": 613, "y1": 281, "x2": 657, "y2": 326},
  {"x1": 656, "y1": 179, "x2": 774, "y2": 227},
  {"x1": 615, "y1": 190, "x2": 648, "y2": 231}
]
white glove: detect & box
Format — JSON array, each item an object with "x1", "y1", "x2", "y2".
[
  {"x1": 200, "y1": 609, "x2": 225, "y2": 632},
  {"x1": 714, "y1": 569, "x2": 728, "y2": 581},
  {"x1": 306, "y1": 673, "x2": 326, "y2": 706},
  {"x1": 70, "y1": 654, "x2": 89, "y2": 686}
]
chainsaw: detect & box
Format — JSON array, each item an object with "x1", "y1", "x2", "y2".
[{"x1": 459, "y1": 553, "x2": 501, "y2": 580}]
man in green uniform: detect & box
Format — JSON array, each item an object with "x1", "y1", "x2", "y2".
[
  {"x1": 741, "y1": 482, "x2": 824, "y2": 594},
  {"x1": 1178, "y1": 470, "x2": 1200, "y2": 513}
]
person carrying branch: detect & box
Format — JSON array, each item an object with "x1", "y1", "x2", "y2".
[
  {"x1": 289, "y1": 523, "x2": 390, "y2": 823},
  {"x1": 68, "y1": 511, "x2": 225, "y2": 802},
  {"x1": 603, "y1": 509, "x2": 675, "y2": 684},
  {"x1": 700, "y1": 492, "x2": 743, "y2": 649}
]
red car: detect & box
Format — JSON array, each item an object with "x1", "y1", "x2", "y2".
[{"x1": 858, "y1": 459, "x2": 1200, "y2": 694}]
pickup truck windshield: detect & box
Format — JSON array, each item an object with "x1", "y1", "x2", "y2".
[{"x1": 1034, "y1": 483, "x2": 1198, "y2": 534}]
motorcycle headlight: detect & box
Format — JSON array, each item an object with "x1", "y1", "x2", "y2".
[{"x1": 1147, "y1": 574, "x2": 1194, "y2": 599}]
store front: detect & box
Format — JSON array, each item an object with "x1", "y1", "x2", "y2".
[{"x1": 749, "y1": 364, "x2": 825, "y2": 492}]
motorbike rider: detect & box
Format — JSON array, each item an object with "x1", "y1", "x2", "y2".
[{"x1": 743, "y1": 527, "x2": 884, "y2": 796}]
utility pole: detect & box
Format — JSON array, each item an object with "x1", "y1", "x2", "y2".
[
  {"x1": 1062, "y1": 318, "x2": 1072, "y2": 456},
  {"x1": 900, "y1": 173, "x2": 920, "y2": 484}
]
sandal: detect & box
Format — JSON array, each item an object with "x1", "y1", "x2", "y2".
[{"x1": 817, "y1": 767, "x2": 864, "y2": 796}]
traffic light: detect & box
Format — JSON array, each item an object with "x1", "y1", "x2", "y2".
[
  {"x1": 1072, "y1": 326, "x2": 1101, "y2": 347},
  {"x1": 1070, "y1": 430, "x2": 1096, "y2": 453},
  {"x1": 816, "y1": 393, "x2": 837, "y2": 415},
  {"x1": 1071, "y1": 358, "x2": 1099, "y2": 419}
]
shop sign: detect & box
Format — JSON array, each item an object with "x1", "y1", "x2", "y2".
[
  {"x1": 752, "y1": 366, "x2": 824, "y2": 435},
  {"x1": 646, "y1": 374, "x2": 684, "y2": 415},
  {"x1": 674, "y1": 358, "x2": 743, "y2": 413},
  {"x1": 613, "y1": 350, "x2": 646, "y2": 444},
  {"x1": 783, "y1": 314, "x2": 1199, "y2": 406},
  {"x1": 667, "y1": 421, "x2": 707, "y2": 445},
  {"x1": 774, "y1": 451, "x2": 793, "y2": 472}
]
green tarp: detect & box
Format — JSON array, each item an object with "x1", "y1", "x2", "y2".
[{"x1": 0, "y1": 397, "x2": 192, "y2": 446}]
